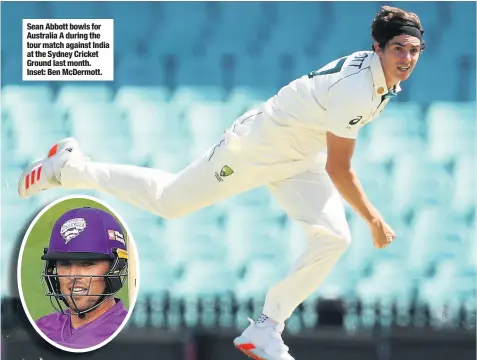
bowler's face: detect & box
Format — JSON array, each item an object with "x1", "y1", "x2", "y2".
[
  {"x1": 377, "y1": 34, "x2": 422, "y2": 85},
  {"x1": 57, "y1": 260, "x2": 110, "y2": 312}
]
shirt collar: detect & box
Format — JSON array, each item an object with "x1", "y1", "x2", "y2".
[{"x1": 370, "y1": 52, "x2": 402, "y2": 99}]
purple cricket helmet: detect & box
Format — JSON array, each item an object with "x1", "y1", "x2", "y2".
[{"x1": 40, "y1": 207, "x2": 129, "y2": 317}]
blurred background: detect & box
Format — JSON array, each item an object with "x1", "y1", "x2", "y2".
[{"x1": 1, "y1": 1, "x2": 476, "y2": 360}]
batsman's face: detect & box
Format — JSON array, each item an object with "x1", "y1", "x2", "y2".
[
  {"x1": 376, "y1": 34, "x2": 422, "y2": 86},
  {"x1": 57, "y1": 260, "x2": 110, "y2": 311}
]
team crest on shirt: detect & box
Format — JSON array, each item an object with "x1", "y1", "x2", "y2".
[
  {"x1": 220, "y1": 165, "x2": 234, "y2": 177},
  {"x1": 215, "y1": 165, "x2": 234, "y2": 182},
  {"x1": 60, "y1": 218, "x2": 87, "y2": 243}
]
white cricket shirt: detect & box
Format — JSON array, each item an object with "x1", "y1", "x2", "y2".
[{"x1": 255, "y1": 51, "x2": 400, "y2": 162}]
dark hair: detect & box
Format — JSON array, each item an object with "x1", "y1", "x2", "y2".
[{"x1": 371, "y1": 6, "x2": 426, "y2": 52}]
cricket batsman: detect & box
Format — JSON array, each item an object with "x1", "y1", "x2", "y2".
[
  {"x1": 19, "y1": 6, "x2": 424, "y2": 359},
  {"x1": 35, "y1": 207, "x2": 129, "y2": 350}
]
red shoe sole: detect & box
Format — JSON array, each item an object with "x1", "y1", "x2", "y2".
[{"x1": 235, "y1": 343, "x2": 265, "y2": 360}]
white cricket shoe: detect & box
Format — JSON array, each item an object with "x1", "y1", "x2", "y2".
[
  {"x1": 18, "y1": 137, "x2": 84, "y2": 199},
  {"x1": 234, "y1": 318, "x2": 295, "y2": 360}
]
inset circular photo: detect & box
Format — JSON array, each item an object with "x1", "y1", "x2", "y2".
[{"x1": 17, "y1": 195, "x2": 139, "y2": 352}]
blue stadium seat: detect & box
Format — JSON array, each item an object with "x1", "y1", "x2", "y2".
[
  {"x1": 347, "y1": 208, "x2": 411, "y2": 272},
  {"x1": 418, "y1": 260, "x2": 476, "y2": 327},
  {"x1": 1, "y1": 238, "x2": 18, "y2": 296},
  {"x1": 228, "y1": 86, "x2": 276, "y2": 104},
  {"x1": 139, "y1": 259, "x2": 175, "y2": 295},
  {"x1": 465, "y1": 224, "x2": 477, "y2": 268},
  {"x1": 8, "y1": 102, "x2": 67, "y2": 163},
  {"x1": 105, "y1": 2, "x2": 157, "y2": 52},
  {"x1": 163, "y1": 207, "x2": 224, "y2": 241},
  {"x1": 408, "y1": 55, "x2": 459, "y2": 103},
  {"x1": 225, "y1": 206, "x2": 285, "y2": 270},
  {"x1": 149, "y1": 2, "x2": 208, "y2": 58},
  {"x1": 352, "y1": 159, "x2": 392, "y2": 211},
  {"x1": 126, "y1": 102, "x2": 186, "y2": 163},
  {"x1": 1, "y1": 170, "x2": 41, "y2": 239},
  {"x1": 185, "y1": 101, "x2": 229, "y2": 156},
  {"x1": 175, "y1": 55, "x2": 223, "y2": 87},
  {"x1": 2, "y1": 85, "x2": 54, "y2": 110},
  {"x1": 392, "y1": 2, "x2": 439, "y2": 31},
  {"x1": 1, "y1": 55, "x2": 23, "y2": 85},
  {"x1": 226, "y1": 87, "x2": 276, "y2": 116},
  {"x1": 439, "y1": 32, "x2": 476, "y2": 59},
  {"x1": 451, "y1": 155, "x2": 476, "y2": 216},
  {"x1": 2, "y1": 165, "x2": 27, "y2": 203},
  {"x1": 216, "y1": 1, "x2": 264, "y2": 29},
  {"x1": 426, "y1": 102, "x2": 476, "y2": 162},
  {"x1": 161, "y1": 2, "x2": 208, "y2": 34},
  {"x1": 35, "y1": 189, "x2": 102, "y2": 211},
  {"x1": 150, "y1": 150, "x2": 193, "y2": 174},
  {"x1": 171, "y1": 260, "x2": 237, "y2": 297},
  {"x1": 67, "y1": 103, "x2": 131, "y2": 162},
  {"x1": 115, "y1": 54, "x2": 166, "y2": 87},
  {"x1": 391, "y1": 155, "x2": 453, "y2": 216},
  {"x1": 261, "y1": 21, "x2": 317, "y2": 59},
  {"x1": 448, "y1": 1, "x2": 476, "y2": 32},
  {"x1": 114, "y1": 86, "x2": 170, "y2": 110},
  {"x1": 324, "y1": 2, "x2": 382, "y2": 55},
  {"x1": 170, "y1": 86, "x2": 226, "y2": 106},
  {"x1": 367, "y1": 102, "x2": 426, "y2": 162},
  {"x1": 132, "y1": 254, "x2": 174, "y2": 326},
  {"x1": 409, "y1": 206, "x2": 467, "y2": 274},
  {"x1": 49, "y1": 1, "x2": 107, "y2": 19},
  {"x1": 221, "y1": 101, "x2": 254, "y2": 126},
  {"x1": 292, "y1": 56, "x2": 326, "y2": 82},
  {"x1": 377, "y1": 102, "x2": 425, "y2": 135},
  {"x1": 163, "y1": 230, "x2": 227, "y2": 271},
  {"x1": 355, "y1": 259, "x2": 416, "y2": 328},
  {"x1": 235, "y1": 260, "x2": 287, "y2": 301},
  {"x1": 208, "y1": 2, "x2": 264, "y2": 55},
  {"x1": 356, "y1": 259, "x2": 416, "y2": 305},
  {"x1": 2, "y1": 111, "x2": 15, "y2": 165},
  {"x1": 1, "y1": 2, "x2": 49, "y2": 55},
  {"x1": 234, "y1": 53, "x2": 283, "y2": 88},
  {"x1": 274, "y1": 2, "x2": 324, "y2": 30},
  {"x1": 56, "y1": 85, "x2": 114, "y2": 110}
]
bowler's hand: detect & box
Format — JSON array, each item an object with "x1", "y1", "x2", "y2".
[{"x1": 369, "y1": 218, "x2": 395, "y2": 248}]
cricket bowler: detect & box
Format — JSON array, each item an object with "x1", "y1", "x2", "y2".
[
  {"x1": 35, "y1": 207, "x2": 129, "y2": 350},
  {"x1": 19, "y1": 6, "x2": 424, "y2": 359}
]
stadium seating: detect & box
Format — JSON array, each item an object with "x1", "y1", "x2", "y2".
[
  {"x1": 409, "y1": 206, "x2": 468, "y2": 274},
  {"x1": 1, "y1": 2, "x2": 475, "y2": 332},
  {"x1": 426, "y1": 102, "x2": 476, "y2": 163},
  {"x1": 391, "y1": 154, "x2": 454, "y2": 217},
  {"x1": 418, "y1": 259, "x2": 476, "y2": 327},
  {"x1": 2, "y1": 84, "x2": 54, "y2": 110},
  {"x1": 7, "y1": 102, "x2": 67, "y2": 163},
  {"x1": 56, "y1": 84, "x2": 114, "y2": 110},
  {"x1": 367, "y1": 102, "x2": 427, "y2": 163}
]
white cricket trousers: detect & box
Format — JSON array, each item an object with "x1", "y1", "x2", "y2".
[{"x1": 60, "y1": 109, "x2": 351, "y2": 324}]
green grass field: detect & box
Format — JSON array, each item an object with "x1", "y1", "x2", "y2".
[{"x1": 20, "y1": 198, "x2": 129, "y2": 321}]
